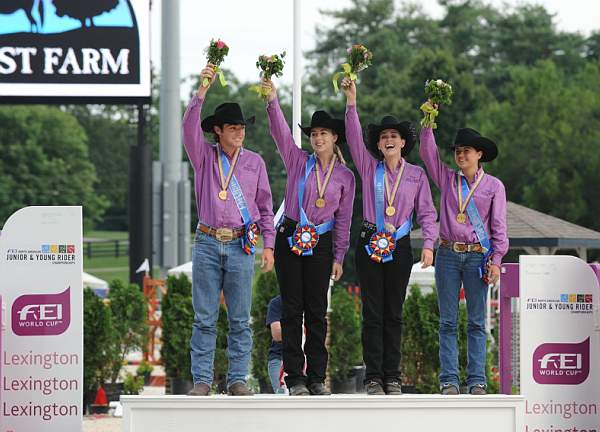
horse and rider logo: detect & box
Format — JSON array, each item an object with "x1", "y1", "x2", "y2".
[
  {"x1": 0, "y1": 0, "x2": 138, "y2": 33},
  {"x1": 0, "y1": 0, "x2": 141, "y2": 85}
]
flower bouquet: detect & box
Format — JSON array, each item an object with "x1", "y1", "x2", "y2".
[
  {"x1": 202, "y1": 38, "x2": 229, "y2": 87},
  {"x1": 419, "y1": 79, "x2": 453, "y2": 129},
  {"x1": 250, "y1": 52, "x2": 286, "y2": 99},
  {"x1": 332, "y1": 44, "x2": 373, "y2": 93}
]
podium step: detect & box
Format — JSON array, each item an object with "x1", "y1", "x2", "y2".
[{"x1": 121, "y1": 394, "x2": 524, "y2": 432}]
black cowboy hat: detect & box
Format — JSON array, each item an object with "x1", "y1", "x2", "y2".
[
  {"x1": 451, "y1": 128, "x2": 498, "y2": 162},
  {"x1": 201, "y1": 102, "x2": 255, "y2": 132},
  {"x1": 367, "y1": 115, "x2": 416, "y2": 158},
  {"x1": 299, "y1": 110, "x2": 345, "y2": 143}
]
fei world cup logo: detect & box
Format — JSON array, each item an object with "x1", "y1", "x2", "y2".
[
  {"x1": 11, "y1": 287, "x2": 71, "y2": 336},
  {"x1": 532, "y1": 338, "x2": 590, "y2": 385}
]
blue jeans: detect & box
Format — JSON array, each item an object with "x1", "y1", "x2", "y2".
[
  {"x1": 268, "y1": 357, "x2": 285, "y2": 394},
  {"x1": 435, "y1": 246, "x2": 488, "y2": 389},
  {"x1": 190, "y1": 231, "x2": 255, "y2": 387}
]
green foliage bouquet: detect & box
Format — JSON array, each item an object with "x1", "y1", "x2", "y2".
[
  {"x1": 420, "y1": 79, "x2": 453, "y2": 128},
  {"x1": 250, "y1": 52, "x2": 286, "y2": 99},
  {"x1": 202, "y1": 38, "x2": 229, "y2": 87},
  {"x1": 332, "y1": 44, "x2": 373, "y2": 93}
]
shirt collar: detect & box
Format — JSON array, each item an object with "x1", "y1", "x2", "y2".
[{"x1": 459, "y1": 167, "x2": 484, "y2": 182}]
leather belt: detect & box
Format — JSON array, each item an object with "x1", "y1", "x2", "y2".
[
  {"x1": 440, "y1": 239, "x2": 485, "y2": 253},
  {"x1": 197, "y1": 223, "x2": 245, "y2": 242}
]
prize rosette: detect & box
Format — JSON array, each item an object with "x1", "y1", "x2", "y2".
[
  {"x1": 242, "y1": 223, "x2": 260, "y2": 255},
  {"x1": 366, "y1": 231, "x2": 396, "y2": 263},
  {"x1": 290, "y1": 224, "x2": 320, "y2": 256}
]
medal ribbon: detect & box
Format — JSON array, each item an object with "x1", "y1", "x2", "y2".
[
  {"x1": 315, "y1": 154, "x2": 337, "y2": 204},
  {"x1": 384, "y1": 160, "x2": 405, "y2": 211},
  {"x1": 217, "y1": 144, "x2": 240, "y2": 196}
]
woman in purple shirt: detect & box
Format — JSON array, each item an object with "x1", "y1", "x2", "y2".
[
  {"x1": 342, "y1": 78, "x2": 438, "y2": 395},
  {"x1": 419, "y1": 101, "x2": 508, "y2": 395},
  {"x1": 262, "y1": 78, "x2": 356, "y2": 396}
]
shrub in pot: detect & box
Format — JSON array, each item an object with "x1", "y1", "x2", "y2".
[
  {"x1": 161, "y1": 274, "x2": 194, "y2": 394},
  {"x1": 250, "y1": 271, "x2": 279, "y2": 393},
  {"x1": 329, "y1": 287, "x2": 362, "y2": 393},
  {"x1": 105, "y1": 279, "x2": 148, "y2": 384},
  {"x1": 136, "y1": 360, "x2": 154, "y2": 385},
  {"x1": 83, "y1": 288, "x2": 113, "y2": 412}
]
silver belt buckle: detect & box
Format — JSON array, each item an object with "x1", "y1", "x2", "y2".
[{"x1": 215, "y1": 227, "x2": 234, "y2": 242}]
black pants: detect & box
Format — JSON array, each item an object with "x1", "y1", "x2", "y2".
[
  {"x1": 355, "y1": 223, "x2": 413, "y2": 384},
  {"x1": 274, "y1": 218, "x2": 334, "y2": 387}
]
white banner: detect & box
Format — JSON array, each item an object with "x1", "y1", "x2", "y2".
[
  {"x1": 520, "y1": 255, "x2": 600, "y2": 432},
  {"x1": 0, "y1": 0, "x2": 151, "y2": 99},
  {"x1": 0, "y1": 206, "x2": 82, "y2": 431}
]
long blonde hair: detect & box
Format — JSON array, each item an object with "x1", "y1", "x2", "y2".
[{"x1": 334, "y1": 144, "x2": 347, "y2": 165}]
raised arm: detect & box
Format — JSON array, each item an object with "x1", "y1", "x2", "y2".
[
  {"x1": 418, "y1": 125, "x2": 453, "y2": 190},
  {"x1": 342, "y1": 78, "x2": 375, "y2": 177},
  {"x1": 263, "y1": 78, "x2": 304, "y2": 171},
  {"x1": 182, "y1": 65, "x2": 218, "y2": 170}
]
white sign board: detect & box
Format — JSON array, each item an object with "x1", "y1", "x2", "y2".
[
  {"x1": 0, "y1": 0, "x2": 150, "y2": 100},
  {"x1": 520, "y1": 255, "x2": 600, "y2": 432},
  {"x1": 0, "y1": 206, "x2": 82, "y2": 431}
]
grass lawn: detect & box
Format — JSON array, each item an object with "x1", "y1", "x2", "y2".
[{"x1": 82, "y1": 230, "x2": 270, "y2": 285}]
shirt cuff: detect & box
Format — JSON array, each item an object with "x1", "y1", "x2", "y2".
[
  {"x1": 263, "y1": 235, "x2": 275, "y2": 250},
  {"x1": 334, "y1": 252, "x2": 345, "y2": 266},
  {"x1": 423, "y1": 239, "x2": 435, "y2": 250},
  {"x1": 266, "y1": 97, "x2": 280, "y2": 111},
  {"x1": 490, "y1": 253, "x2": 502, "y2": 266}
]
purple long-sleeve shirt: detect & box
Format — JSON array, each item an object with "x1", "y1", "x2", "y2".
[
  {"x1": 345, "y1": 104, "x2": 438, "y2": 250},
  {"x1": 182, "y1": 95, "x2": 275, "y2": 249},
  {"x1": 267, "y1": 98, "x2": 356, "y2": 264},
  {"x1": 419, "y1": 127, "x2": 508, "y2": 265}
]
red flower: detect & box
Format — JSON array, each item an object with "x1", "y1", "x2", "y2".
[{"x1": 216, "y1": 39, "x2": 226, "y2": 49}]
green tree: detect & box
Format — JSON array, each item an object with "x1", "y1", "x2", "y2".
[
  {"x1": 473, "y1": 60, "x2": 600, "y2": 230},
  {"x1": 69, "y1": 105, "x2": 133, "y2": 230},
  {"x1": 83, "y1": 288, "x2": 113, "y2": 394},
  {"x1": 106, "y1": 279, "x2": 149, "y2": 383},
  {"x1": 161, "y1": 274, "x2": 194, "y2": 380},
  {"x1": 0, "y1": 105, "x2": 108, "y2": 230}
]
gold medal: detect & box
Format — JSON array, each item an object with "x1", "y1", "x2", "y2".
[
  {"x1": 383, "y1": 161, "x2": 405, "y2": 220},
  {"x1": 314, "y1": 155, "x2": 337, "y2": 211},
  {"x1": 456, "y1": 213, "x2": 467, "y2": 224},
  {"x1": 217, "y1": 145, "x2": 240, "y2": 203}
]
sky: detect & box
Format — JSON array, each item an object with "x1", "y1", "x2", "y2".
[
  {"x1": 0, "y1": 0, "x2": 133, "y2": 34},
  {"x1": 149, "y1": 0, "x2": 599, "y2": 92}
]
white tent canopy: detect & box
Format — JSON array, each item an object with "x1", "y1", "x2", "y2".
[
  {"x1": 168, "y1": 261, "x2": 435, "y2": 291},
  {"x1": 167, "y1": 261, "x2": 192, "y2": 279},
  {"x1": 408, "y1": 262, "x2": 435, "y2": 293},
  {"x1": 83, "y1": 271, "x2": 109, "y2": 298}
]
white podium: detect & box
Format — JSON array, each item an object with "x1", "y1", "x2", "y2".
[{"x1": 121, "y1": 394, "x2": 524, "y2": 432}]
